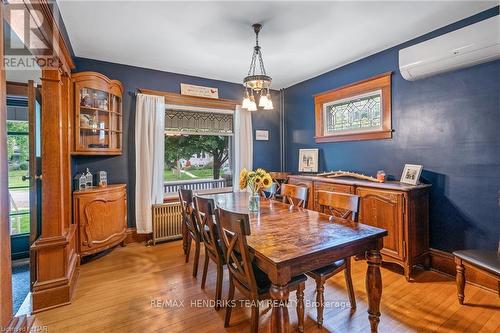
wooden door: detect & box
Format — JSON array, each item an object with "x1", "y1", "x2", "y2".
[
  {"x1": 28, "y1": 80, "x2": 42, "y2": 290},
  {"x1": 356, "y1": 187, "x2": 405, "y2": 260}
]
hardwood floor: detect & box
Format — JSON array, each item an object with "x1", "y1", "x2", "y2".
[{"x1": 33, "y1": 241, "x2": 500, "y2": 333}]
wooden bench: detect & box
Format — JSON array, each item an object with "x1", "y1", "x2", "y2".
[{"x1": 453, "y1": 241, "x2": 500, "y2": 304}]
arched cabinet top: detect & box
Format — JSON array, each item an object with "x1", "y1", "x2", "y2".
[{"x1": 72, "y1": 71, "x2": 123, "y2": 97}]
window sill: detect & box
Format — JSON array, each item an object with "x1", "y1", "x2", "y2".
[{"x1": 315, "y1": 129, "x2": 392, "y2": 143}]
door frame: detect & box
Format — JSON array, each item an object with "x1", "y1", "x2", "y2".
[{"x1": 0, "y1": 2, "x2": 14, "y2": 328}]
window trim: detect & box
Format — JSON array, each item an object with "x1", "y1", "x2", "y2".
[{"x1": 314, "y1": 72, "x2": 392, "y2": 143}]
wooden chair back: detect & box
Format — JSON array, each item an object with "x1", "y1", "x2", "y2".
[
  {"x1": 281, "y1": 183, "x2": 308, "y2": 208},
  {"x1": 216, "y1": 207, "x2": 258, "y2": 297},
  {"x1": 194, "y1": 196, "x2": 223, "y2": 260},
  {"x1": 317, "y1": 190, "x2": 360, "y2": 222},
  {"x1": 178, "y1": 189, "x2": 199, "y2": 239}
]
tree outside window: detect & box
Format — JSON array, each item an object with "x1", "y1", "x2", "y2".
[{"x1": 164, "y1": 134, "x2": 232, "y2": 186}]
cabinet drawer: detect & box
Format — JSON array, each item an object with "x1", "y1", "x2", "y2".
[
  {"x1": 356, "y1": 187, "x2": 405, "y2": 260},
  {"x1": 314, "y1": 182, "x2": 353, "y2": 193}
]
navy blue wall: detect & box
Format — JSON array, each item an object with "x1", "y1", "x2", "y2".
[
  {"x1": 283, "y1": 7, "x2": 500, "y2": 252},
  {"x1": 73, "y1": 58, "x2": 281, "y2": 227}
]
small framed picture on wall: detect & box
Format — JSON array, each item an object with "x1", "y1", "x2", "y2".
[
  {"x1": 255, "y1": 130, "x2": 269, "y2": 141},
  {"x1": 400, "y1": 164, "x2": 423, "y2": 185},
  {"x1": 298, "y1": 149, "x2": 319, "y2": 173}
]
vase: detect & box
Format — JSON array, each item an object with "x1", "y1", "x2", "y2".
[{"x1": 248, "y1": 192, "x2": 260, "y2": 213}]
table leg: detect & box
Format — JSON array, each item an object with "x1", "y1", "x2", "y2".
[
  {"x1": 270, "y1": 283, "x2": 290, "y2": 333},
  {"x1": 366, "y1": 249, "x2": 382, "y2": 333}
]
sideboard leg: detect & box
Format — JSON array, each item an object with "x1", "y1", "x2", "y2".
[{"x1": 455, "y1": 258, "x2": 465, "y2": 305}]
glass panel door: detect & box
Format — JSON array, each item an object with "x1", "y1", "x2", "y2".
[
  {"x1": 7, "y1": 102, "x2": 30, "y2": 235},
  {"x1": 78, "y1": 87, "x2": 111, "y2": 149}
]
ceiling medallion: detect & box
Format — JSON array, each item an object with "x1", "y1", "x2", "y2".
[{"x1": 242, "y1": 24, "x2": 273, "y2": 111}]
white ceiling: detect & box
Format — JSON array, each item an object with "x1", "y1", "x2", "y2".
[{"x1": 58, "y1": 1, "x2": 497, "y2": 89}]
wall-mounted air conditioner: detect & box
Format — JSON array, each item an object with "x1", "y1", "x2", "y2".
[{"x1": 399, "y1": 15, "x2": 500, "y2": 81}]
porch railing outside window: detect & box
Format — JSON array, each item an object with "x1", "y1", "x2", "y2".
[{"x1": 163, "y1": 179, "x2": 228, "y2": 196}]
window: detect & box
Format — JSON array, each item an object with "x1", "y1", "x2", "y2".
[
  {"x1": 324, "y1": 90, "x2": 381, "y2": 133},
  {"x1": 314, "y1": 72, "x2": 392, "y2": 142},
  {"x1": 7, "y1": 98, "x2": 30, "y2": 235},
  {"x1": 163, "y1": 106, "x2": 234, "y2": 195}
]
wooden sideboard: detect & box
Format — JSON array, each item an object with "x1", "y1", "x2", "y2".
[
  {"x1": 288, "y1": 175, "x2": 431, "y2": 281},
  {"x1": 73, "y1": 184, "x2": 127, "y2": 259}
]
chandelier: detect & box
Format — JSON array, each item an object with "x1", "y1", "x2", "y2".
[{"x1": 242, "y1": 24, "x2": 273, "y2": 111}]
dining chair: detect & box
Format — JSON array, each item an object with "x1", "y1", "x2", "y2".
[
  {"x1": 268, "y1": 171, "x2": 290, "y2": 200},
  {"x1": 194, "y1": 196, "x2": 226, "y2": 310},
  {"x1": 179, "y1": 188, "x2": 202, "y2": 278},
  {"x1": 217, "y1": 207, "x2": 307, "y2": 333},
  {"x1": 259, "y1": 181, "x2": 278, "y2": 199},
  {"x1": 281, "y1": 183, "x2": 308, "y2": 208},
  {"x1": 453, "y1": 238, "x2": 500, "y2": 304},
  {"x1": 305, "y1": 190, "x2": 360, "y2": 327}
]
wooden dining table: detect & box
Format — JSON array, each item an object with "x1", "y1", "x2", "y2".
[{"x1": 201, "y1": 192, "x2": 388, "y2": 333}]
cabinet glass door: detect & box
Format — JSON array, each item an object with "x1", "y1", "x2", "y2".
[{"x1": 78, "y1": 87, "x2": 111, "y2": 150}]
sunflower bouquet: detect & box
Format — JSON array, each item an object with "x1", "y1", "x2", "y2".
[{"x1": 239, "y1": 168, "x2": 273, "y2": 194}]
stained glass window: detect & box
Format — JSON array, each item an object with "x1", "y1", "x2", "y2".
[
  {"x1": 165, "y1": 109, "x2": 233, "y2": 136},
  {"x1": 323, "y1": 90, "x2": 382, "y2": 134}
]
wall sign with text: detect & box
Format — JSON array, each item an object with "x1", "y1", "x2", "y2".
[{"x1": 180, "y1": 83, "x2": 219, "y2": 99}]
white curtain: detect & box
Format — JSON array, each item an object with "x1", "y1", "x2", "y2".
[
  {"x1": 135, "y1": 94, "x2": 165, "y2": 233},
  {"x1": 233, "y1": 105, "x2": 253, "y2": 192}
]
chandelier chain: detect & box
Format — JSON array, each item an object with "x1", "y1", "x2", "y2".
[{"x1": 258, "y1": 48, "x2": 267, "y2": 76}]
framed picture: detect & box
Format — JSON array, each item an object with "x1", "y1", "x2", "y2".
[
  {"x1": 400, "y1": 164, "x2": 423, "y2": 185},
  {"x1": 298, "y1": 149, "x2": 319, "y2": 173},
  {"x1": 255, "y1": 130, "x2": 269, "y2": 141}
]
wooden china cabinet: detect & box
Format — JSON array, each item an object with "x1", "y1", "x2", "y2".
[
  {"x1": 71, "y1": 72, "x2": 126, "y2": 260},
  {"x1": 72, "y1": 72, "x2": 123, "y2": 155}
]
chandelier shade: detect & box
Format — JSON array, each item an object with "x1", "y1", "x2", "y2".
[{"x1": 242, "y1": 24, "x2": 273, "y2": 110}]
